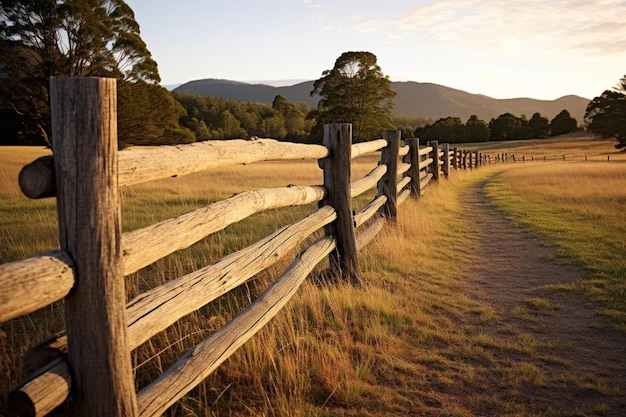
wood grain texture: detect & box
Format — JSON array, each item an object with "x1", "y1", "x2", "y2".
[
  {"x1": 136, "y1": 237, "x2": 336, "y2": 417},
  {"x1": 356, "y1": 218, "x2": 386, "y2": 251},
  {"x1": 9, "y1": 206, "x2": 336, "y2": 415},
  {"x1": 396, "y1": 176, "x2": 411, "y2": 195},
  {"x1": 51, "y1": 77, "x2": 138, "y2": 416},
  {"x1": 122, "y1": 185, "x2": 326, "y2": 275},
  {"x1": 8, "y1": 357, "x2": 71, "y2": 417},
  {"x1": 323, "y1": 124, "x2": 359, "y2": 283},
  {"x1": 18, "y1": 140, "x2": 329, "y2": 199},
  {"x1": 18, "y1": 156, "x2": 55, "y2": 199},
  {"x1": 351, "y1": 139, "x2": 386, "y2": 159},
  {"x1": 350, "y1": 165, "x2": 387, "y2": 198},
  {"x1": 354, "y1": 195, "x2": 387, "y2": 228},
  {"x1": 126, "y1": 205, "x2": 336, "y2": 349},
  {"x1": 378, "y1": 130, "x2": 400, "y2": 222},
  {"x1": 0, "y1": 250, "x2": 74, "y2": 322}
]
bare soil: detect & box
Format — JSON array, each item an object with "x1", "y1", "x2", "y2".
[{"x1": 460, "y1": 176, "x2": 626, "y2": 416}]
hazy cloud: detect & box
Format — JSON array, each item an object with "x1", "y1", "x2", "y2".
[{"x1": 355, "y1": 0, "x2": 626, "y2": 56}]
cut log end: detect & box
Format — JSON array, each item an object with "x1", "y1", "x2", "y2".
[
  {"x1": 18, "y1": 156, "x2": 56, "y2": 199},
  {"x1": 8, "y1": 390, "x2": 36, "y2": 417}
]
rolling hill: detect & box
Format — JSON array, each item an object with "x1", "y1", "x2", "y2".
[{"x1": 173, "y1": 79, "x2": 590, "y2": 123}]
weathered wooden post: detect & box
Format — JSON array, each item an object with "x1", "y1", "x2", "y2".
[
  {"x1": 428, "y1": 140, "x2": 440, "y2": 181},
  {"x1": 441, "y1": 143, "x2": 450, "y2": 178},
  {"x1": 378, "y1": 130, "x2": 400, "y2": 221},
  {"x1": 405, "y1": 138, "x2": 421, "y2": 197},
  {"x1": 51, "y1": 77, "x2": 138, "y2": 416},
  {"x1": 322, "y1": 123, "x2": 359, "y2": 283},
  {"x1": 452, "y1": 147, "x2": 458, "y2": 170}
]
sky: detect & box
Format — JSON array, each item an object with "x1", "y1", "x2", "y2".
[{"x1": 126, "y1": 0, "x2": 626, "y2": 101}]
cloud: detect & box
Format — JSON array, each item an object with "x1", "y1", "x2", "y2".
[{"x1": 355, "y1": 0, "x2": 626, "y2": 57}]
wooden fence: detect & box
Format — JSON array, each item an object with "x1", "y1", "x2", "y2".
[{"x1": 0, "y1": 77, "x2": 485, "y2": 417}]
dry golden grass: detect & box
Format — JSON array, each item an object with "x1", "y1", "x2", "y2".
[
  {"x1": 460, "y1": 133, "x2": 625, "y2": 163},
  {"x1": 1, "y1": 138, "x2": 624, "y2": 416}
]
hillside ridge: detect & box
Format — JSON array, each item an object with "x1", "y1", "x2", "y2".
[{"x1": 173, "y1": 79, "x2": 590, "y2": 123}]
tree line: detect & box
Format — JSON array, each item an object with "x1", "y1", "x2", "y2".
[
  {"x1": 1, "y1": 1, "x2": 624, "y2": 150},
  {"x1": 415, "y1": 110, "x2": 580, "y2": 144},
  {"x1": 173, "y1": 93, "x2": 315, "y2": 143}
]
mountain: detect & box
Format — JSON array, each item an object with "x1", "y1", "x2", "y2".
[{"x1": 173, "y1": 79, "x2": 590, "y2": 123}]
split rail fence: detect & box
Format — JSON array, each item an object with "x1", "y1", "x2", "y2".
[{"x1": 0, "y1": 77, "x2": 487, "y2": 417}]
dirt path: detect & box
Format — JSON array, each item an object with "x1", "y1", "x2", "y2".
[{"x1": 460, "y1": 175, "x2": 626, "y2": 416}]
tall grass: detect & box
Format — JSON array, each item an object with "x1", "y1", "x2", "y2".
[{"x1": 1, "y1": 139, "x2": 624, "y2": 416}]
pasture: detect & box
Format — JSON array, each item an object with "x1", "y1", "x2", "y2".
[{"x1": 1, "y1": 135, "x2": 625, "y2": 416}]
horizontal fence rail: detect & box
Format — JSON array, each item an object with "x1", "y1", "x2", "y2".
[{"x1": 1, "y1": 77, "x2": 493, "y2": 417}]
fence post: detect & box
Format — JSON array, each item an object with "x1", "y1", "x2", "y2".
[
  {"x1": 405, "y1": 138, "x2": 421, "y2": 197},
  {"x1": 452, "y1": 147, "x2": 458, "y2": 170},
  {"x1": 379, "y1": 130, "x2": 400, "y2": 221},
  {"x1": 441, "y1": 143, "x2": 450, "y2": 178},
  {"x1": 323, "y1": 123, "x2": 359, "y2": 283},
  {"x1": 51, "y1": 77, "x2": 138, "y2": 416},
  {"x1": 428, "y1": 140, "x2": 440, "y2": 181}
]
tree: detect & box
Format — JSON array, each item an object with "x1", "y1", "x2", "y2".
[
  {"x1": 117, "y1": 81, "x2": 194, "y2": 147},
  {"x1": 528, "y1": 112, "x2": 550, "y2": 138},
  {"x1": 585, "y1": 75, "x2": 626, "y2": 149},
  {"x1": 550, "y1": 109, "x2": 578, "y2": 136},
  {"x1": 418, "y1": 117, "x2": 465, "y2": 144},
  {"x1": 489, "y1": 113, "x2": 523, "y2": 141},
  {"x1": 465, "y1": 115, "x2": 490, "y2": 142},
  {"x1": 0, "y1": 0, "x2": 188, "y2": 146},
  {"x1": 174, "y1": 93, "x2": 313, "y2": 142},
  {"x1": 309, "y1": 51, "x2": 396, "y2": 142}
]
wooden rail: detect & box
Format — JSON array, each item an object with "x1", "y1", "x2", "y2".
[{"x1": 1, "y1": 77, "x2": 487, "y2": 417}]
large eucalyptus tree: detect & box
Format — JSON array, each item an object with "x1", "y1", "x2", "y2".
[
  {"x1": 309, "y1": 51, "x2": 396, "y2": 142},
  {"x1": 0, "y1": 0, "x2": 191, "y2": 146}
]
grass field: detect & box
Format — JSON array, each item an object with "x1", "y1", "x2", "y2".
[{"x1": 1, "y1": 135, "x2": 624, "y2": 416}]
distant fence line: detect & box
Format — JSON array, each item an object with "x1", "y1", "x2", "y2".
[{"x1": 1, "y1": 77, "x2": 492, "y2": 417}]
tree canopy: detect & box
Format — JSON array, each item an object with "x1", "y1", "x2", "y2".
[
  {"x1": 549, "y1": 109, "x2": 578, "y2": 137},
  {"x1": 174, "y1": 93, "x2": 314, "y2": 142},
  {"x1": 585, "y1": 75, "x2": 626, "y2": 149},
  {"x1": 308, "y1": 51, "x2": 396, "y2": 142},
  {"x1": 413, "y1": 111, "x2": 574, "y2": 144},
  {"x1": 0, "y1": 0, "x2": 188, "y2": 147},
  {"x1": 529, "y1": 112, "x2": 550, "y2": 139}
]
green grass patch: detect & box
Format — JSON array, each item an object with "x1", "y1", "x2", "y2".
[{"x1": 484, "y1": 164, "x2": 626, "y2": 328}]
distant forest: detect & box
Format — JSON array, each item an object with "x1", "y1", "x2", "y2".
[{"x1": 173, "y1": 92, "x2": 580, "y2": 145}]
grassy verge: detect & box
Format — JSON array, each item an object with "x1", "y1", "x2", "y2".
[{"x1": 483, "y1": 162, "x2": 626, "y2": 329}]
